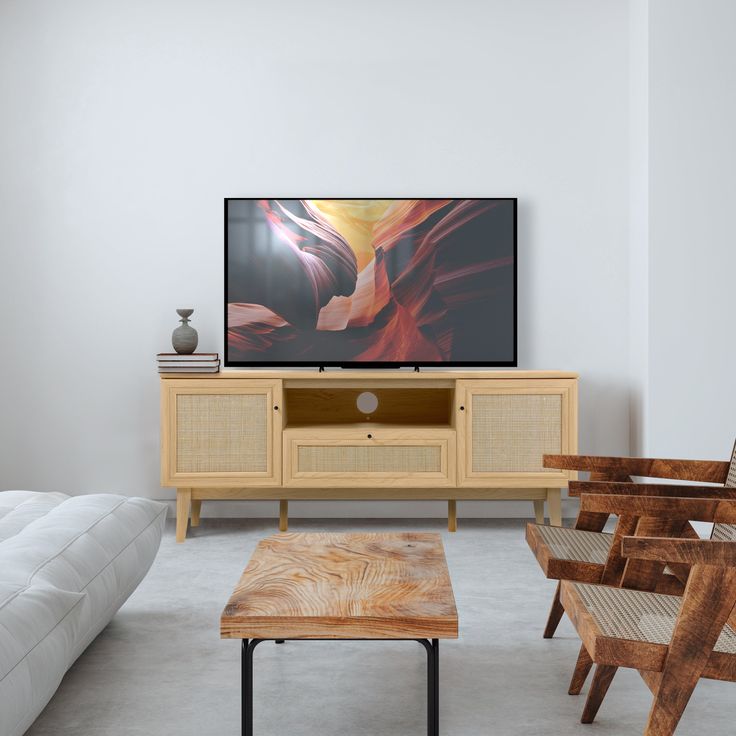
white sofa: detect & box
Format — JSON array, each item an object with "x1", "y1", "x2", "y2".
[{"x1": 0, "y1": 491, "x2": 167, "y2": 736}]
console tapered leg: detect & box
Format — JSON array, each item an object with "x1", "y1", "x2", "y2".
[
  {"x1": 548, "y1": 488, "x2": 562, "y2": 526},
  {"x1": 190, "y1": 499, "x2": 202, "y2": 527},
  {"x1": 279, "y1": 500, "x2": 288, "y2": 532},
  {"x1": 533, "y1": 500, "x2": 545, "y2": 524},
  {"x1": 175, "y1": 489, "x2": 191, "y2": 543}
]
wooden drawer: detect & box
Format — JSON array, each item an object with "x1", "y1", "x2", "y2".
[{"x1": 283, "y1": 427, "x2": 456, "y2": 487}]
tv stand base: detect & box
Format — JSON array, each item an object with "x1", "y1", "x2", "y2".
[
  {"x1": 173, "y1": 487, "x2": 564, "y2": 541},
  {"x1": 160, "y1": 369, "x2": 577, "y2": 542}
]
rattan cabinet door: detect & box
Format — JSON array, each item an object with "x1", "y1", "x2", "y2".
[
  {"x1": 161, "y1": 380, "x2": 282, "y2": 487},
  {"x1": 456, "y1": 379, "x2": 577, "y2": 487}
]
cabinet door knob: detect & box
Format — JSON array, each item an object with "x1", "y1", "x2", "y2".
[
  {"x1": 367, "y1": 433, "x2": 373, "y2": 439},
  {"x1": 273, "y1": 405, "x2": 279, "y2": 411},
  {"x1": 459, "y1": 405, "x2": 465, "y2": 411}
]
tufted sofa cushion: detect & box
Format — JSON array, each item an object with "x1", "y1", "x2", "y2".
[
  {"x1": 0, "y1": 491, "x2": 167, "y2": 736},
  {"x1": 0, "y1": 492, "x2": 69, "y2": 543},
  {"x1": 0, "y1": 581, "x2": 85, "y2": 735}
]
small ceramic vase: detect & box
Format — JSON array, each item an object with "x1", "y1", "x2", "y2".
[{"x1": 172, "y1": 308, "x2": 199, "y2": 354}]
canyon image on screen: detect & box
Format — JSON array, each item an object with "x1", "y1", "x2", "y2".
[{"x1": 226, "y1": 199, "x2": 516, "y2": 365}]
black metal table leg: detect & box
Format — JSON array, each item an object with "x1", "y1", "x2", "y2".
[
  {"x1": 428, "y1": 641, "x2": 435, "y2": 736},
  {"x1": 417, "y1": 639, "x2": 437, "y2": 736},
  {"x1": 242, "y1": 639, "x2": 263, "y2": 736},
  {"x1": 241, "y1": 639, "x2": 250, "y2": 736},
  {"x1": 432, "y1": 639, "x2": 439, "y2": 736},
  {"x1": 418, "y1": 638, "x2": 440, "y2": 736},
  {"x1": 240, "y1": 638, "x2": 440, "y2": 735}
]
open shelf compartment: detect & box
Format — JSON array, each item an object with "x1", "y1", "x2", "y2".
[{"x1": 283, "y1": 385, "x2": 455, "y2": 428}]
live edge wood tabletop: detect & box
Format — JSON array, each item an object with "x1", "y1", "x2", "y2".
[
  {"x1": 222, "y1": 532, "x2": 457, "y2": 736},
  {"x1": 220, "y1": 532, "x2": 458, "y2": 640},
  {"x1": 160, "y1": 369, "x2": 579, "y2": 541}
]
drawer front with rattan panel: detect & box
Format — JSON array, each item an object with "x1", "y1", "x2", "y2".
[
  {"x1": 298, "y1": 445, "x2": 442, "y2": 474},
  {"x1": 284, "y1": 429, "x2": 456, "y2": 488},
  {"x1": 176, "y1": 393, "x2": 268, "y2": 473},
  {"x1": 471, "y1": 394, "x2": 562, "y2": 473}
]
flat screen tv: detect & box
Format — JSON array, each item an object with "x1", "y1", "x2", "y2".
[{"x1": 225, "y1": 198, "x2": 517, "y2": 367}]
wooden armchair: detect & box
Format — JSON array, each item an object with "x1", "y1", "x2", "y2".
[
  {"x1": 560, "y1": 493, "x2": 736, "y2": 735},
  {"x1": 526, "y1": 444, "x2": 736, "y2": 637}
]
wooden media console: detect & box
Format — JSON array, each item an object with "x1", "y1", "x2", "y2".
[{"x1": 160, "y1": 370, "x2": 578, "y2": 541}]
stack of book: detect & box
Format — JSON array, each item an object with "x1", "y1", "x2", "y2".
[{"x1": 157, "y1": 353, "x2": 220, "y2": 373}]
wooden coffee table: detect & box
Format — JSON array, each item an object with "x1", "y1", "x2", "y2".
[{"x1": 221, "y1": 532, "x2": 458, "y2": 736}]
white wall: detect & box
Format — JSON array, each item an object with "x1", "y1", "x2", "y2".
[
  {"x1": 627, "y1": 0, "x2": 649, "y2": 456},
  {"x1": 0, "y1": 0, "x2": 632, "y2": 517},
  {"x1": 629, "y1": 0, "x2": 736, "y2": 462}
]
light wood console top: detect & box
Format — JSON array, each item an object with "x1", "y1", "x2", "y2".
[{"x1": 162, "y1": 369, "x2": 577, "y2": 380}]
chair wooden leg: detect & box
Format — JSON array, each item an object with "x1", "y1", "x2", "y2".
[
  {"x1": 581, "y1": 665, "x2": 618, "y2": 723},
  {"x1": 644, "y1": 566, "x2": 736, "y2": 736},
  {"x1": 543, "y1": 581, "x2": 564, "y2": 638},
  {"x1": 175, "y1": 489, "x2": 191, "y2": 543},
  {"x1": 644, "y1": 680, "x2": 698, "y2": 736},
  {"x1": 190, "y1": 499, "x2": 202, "y2": 527},
  {"x1": 448, "y1": 500, "x2": 457, "y2": 532},
  {"x1": 548, "y1": 488, "x2": 562, "y2": 526},
  {"x1": 569, "y1": 643, "x2": 593, "y2": 695},
  {"x1": 279, "y1": 500, "x2": 288, "y2": 532},
  {"x1": 638, "y1": 669, "x2": 662, "y2": 695},
  {"x1": 533, "y1": 499, "x2": 545, "y2": 524}
]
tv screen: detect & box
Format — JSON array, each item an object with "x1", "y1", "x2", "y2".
[{"x1": 225, "y1": 198, "x2": 516, "y2": 367}]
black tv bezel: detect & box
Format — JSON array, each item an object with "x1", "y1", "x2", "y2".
[{"x1": 224, "y1": 197, "x2": 518, "y2": 368}]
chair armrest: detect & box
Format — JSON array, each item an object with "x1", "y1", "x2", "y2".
[
  {"x1": 543, "y1": 454, "x2": 729, "y2": 483},
  {"x1": 569, "y1": 481, "x2": 736, "y2": 499},
  {"x1": 579, "y1": 493, "x2": 736, "y2": 524},
  {"x1": 622, "y1": 537, "x2": 736, "y2": 567}
]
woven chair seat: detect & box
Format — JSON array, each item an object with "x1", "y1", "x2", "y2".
[
  {"x1": 571, "y1": 582, "x2": 736, "y2": 654},
  {"x1": 534, "y1": 525, "x2": 613, "y2": 565},
  {"x1": 713, "y1": 523, "x2": 736, "y2": 542}
]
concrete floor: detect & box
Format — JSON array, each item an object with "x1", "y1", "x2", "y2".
[{"x1": 25, "y1": 519, "x2": 734, "y2": 736}]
